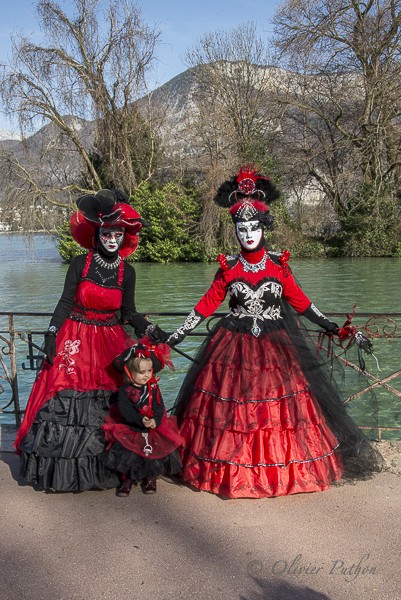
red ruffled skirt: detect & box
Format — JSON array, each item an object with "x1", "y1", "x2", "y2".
[
  {"x1": 101, "y1": 408, "x2": 184, "y2": 480},
  {"x1": 102, "y1": 412, "x2": 184, "y2": 459},
  {"x1": 178, "y1": 327, "x2": 343, "y2": 498}
]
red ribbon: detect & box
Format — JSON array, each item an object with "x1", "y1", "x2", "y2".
[{"x1": 217, "y1": 253, "x2": 230, "y2": 271}]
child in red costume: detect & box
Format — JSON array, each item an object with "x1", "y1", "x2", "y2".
[{"x1": 102, "y1": 340, "x2": 183, "y2": 496}]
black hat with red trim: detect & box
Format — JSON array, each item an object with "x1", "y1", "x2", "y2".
[{"x1": 112, "y1": 337, "x2": 174, "y2": 374}]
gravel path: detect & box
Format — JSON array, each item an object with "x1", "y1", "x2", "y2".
[{"x1": 0, "y1": 452, "x2": 400, "y2": 600}]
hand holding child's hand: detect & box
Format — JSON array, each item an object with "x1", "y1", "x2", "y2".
[{"x1": 143, "y1": 416, "x2": 157, "y2": 429}]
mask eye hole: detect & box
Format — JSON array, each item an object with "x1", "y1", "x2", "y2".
[{"x1": 100, "y1": 229, "x2": 124, "y2": 240}]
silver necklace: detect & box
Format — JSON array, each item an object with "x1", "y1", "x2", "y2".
[
  {"x1": 94, "y1": 268, "x2": 116, "y2": 284},
  {"x1": 93, "y1": 252, "x2": 122, "y2": 270},
  {"x1": 238, "y1": 251, "x2": 268, "y2": 273}
]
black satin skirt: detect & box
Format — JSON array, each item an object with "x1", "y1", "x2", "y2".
[{"x1": 18, "y1": 389, "x2": 120, "y2": 492}]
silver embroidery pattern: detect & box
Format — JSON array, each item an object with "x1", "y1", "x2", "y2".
[
  {"x1": 168, "y1": 309, "x2": 202, "y2": 342},
  {"x1": 229, "y1": 281, "x2": 283, "y2": 337},
  {"x1": 310, "y1": 303, "x2": 326, "y2": 318},
  {"x1": 58, "y1": 339, "x2": 81, "y2": 375}
]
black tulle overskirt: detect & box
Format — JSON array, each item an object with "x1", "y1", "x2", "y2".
[
  {"x1": 172, "y1": 307, "x2": 383, "y2": 498},
  {"x1": 101, "y1": 444, "x2": 182, "y2": 481}
]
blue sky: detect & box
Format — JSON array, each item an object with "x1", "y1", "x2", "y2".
[{"x1": 0, "y1": 0, "x2": 282, "y2": 132}]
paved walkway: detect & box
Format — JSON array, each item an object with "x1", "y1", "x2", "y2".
[{"x1": 0, "y1": 448, "x2": 400, "y2": 600}]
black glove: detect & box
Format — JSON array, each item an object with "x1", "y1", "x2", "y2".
[
  {"x1": 145, "y1": 324, "x2": 169, "y2": 344},
  {"x1": 44, "y1": 332, "x2": 57, "y2": 365},
  {"x1": 129, "y1": 313, "x2": 152, "y2": 338},
  {"x1": 302, "y1": 304, "x2": 339, "y2": 335},
  {"x1": 322, "y1": 320, "x2": 340, "y2": 334}
]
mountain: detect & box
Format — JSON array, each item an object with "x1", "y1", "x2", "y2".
[
  {"x1": 0, "y1": 65, "x2": 293, "y2": 229},
  {"x1": 0, "y1": 115, "x2": 94, "y2": 193},
  {"x1": 0, "y1": 64, "x2": 282, "y2": 176},
  {"x1": 0, "y1": 129, "x2": 22, "y2": 141},
  {"x1": 0, "y1": 114, "x2": 95, "y2": 230},
  {"x1": 0, "y1": 70, "x2": 199, "y2": 202}
]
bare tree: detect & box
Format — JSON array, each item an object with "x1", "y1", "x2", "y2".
[
  {"x1": 177, "y1": 23, "x2": 283, "y2": 253},
  {"x1": 185, "y1": 22, "x2": 279, "y2": 171},
  {"x1": 0, "y1": 0, "x2": 161, "y2": 219},
  {"x1": 272, "y1": 0, "x2": 401, "y2": 221}
]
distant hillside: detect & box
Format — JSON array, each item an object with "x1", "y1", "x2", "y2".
[
  {"x1": 0, "y1": 64, "x2": 294, "y2": 230},
  {"x1": 0, "y1": 129, "x2": 21, "y2": 141},
  {"x1": 0, "y1": 63, "x2": 284, "y2": 179},
  {"x1": 0, "y1": 68, "x2": 201, "y2": 225}
]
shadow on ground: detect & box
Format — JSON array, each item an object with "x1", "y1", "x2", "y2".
[
  {"x1": 241, "y1": 577, "x2": 331, "y2": 600},
  {"x1": 0, "y1": 450, "x2": 21, "y2": 482}
]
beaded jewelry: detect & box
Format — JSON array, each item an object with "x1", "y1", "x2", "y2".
[
  {"x1": 238, "y1": 251, "x2": 268, "y2": 273},
  {"x1": 93, "y1": 252, "x2": 122, "y2": 270}
]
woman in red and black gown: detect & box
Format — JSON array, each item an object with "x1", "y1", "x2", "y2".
[
  {"x1": 15, "y1": 190, "x2": 164, "y2": 492},
  {"x1": 167, "y1": 168, "x2": 381, "y2": 499}
]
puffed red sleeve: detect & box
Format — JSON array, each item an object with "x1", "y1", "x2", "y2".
[
  {"x1": 281, "y1": 271, "x2": 312, "y2": 314},
  {"x1": 194, "y1": 269, "x2": 228, "y2": 317}
]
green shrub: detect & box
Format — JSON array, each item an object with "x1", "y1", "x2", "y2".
[
  {"x1": 131, "y1": 182, "x2": 206, "y2": 262},
  {"x1": 335, "y1": 185, "x2": 401, "y2": 257},
  {"x1": 55, "y1": 220, "x2": 86, "y2": 262}
]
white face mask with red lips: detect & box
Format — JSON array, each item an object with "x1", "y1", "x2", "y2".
[
  {"x1": 235, "y1": 220, "x2": 263, "y2": 251},
  {"x1": 98, "y1": 227, "x2": 125, "y2": 254}
]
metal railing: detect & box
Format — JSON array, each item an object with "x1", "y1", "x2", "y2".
[{"x1": 1, "y1": 310, "x2": 401, "y2": 440}]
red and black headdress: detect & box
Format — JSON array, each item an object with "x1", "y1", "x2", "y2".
[
  {"x1": 213, "y1": 166, "x2": 280, "y2": 229},
  {"x1": 70, "y1": 189, "x2": 143, "y2": 258},
  {"x1": 112, "y1": 337, "x2": 174, "y2": 375}
]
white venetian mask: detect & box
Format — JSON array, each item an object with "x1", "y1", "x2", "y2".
[
  {"x1": 235, "y1": 220, "x2": 263, "y2": 250},
  {"x1": 98, "y1": 227, "x2": 125, "y2": 254}
]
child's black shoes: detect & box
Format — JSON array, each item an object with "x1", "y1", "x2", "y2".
[
  {"x1": 142, "y1": 477, "x2": 157, "y2": 494},
  {"x1": 116, "y1": 478, "x2": 133, "y2": 497}
]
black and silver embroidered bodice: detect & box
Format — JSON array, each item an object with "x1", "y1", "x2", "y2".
[{"x1": 227, "y1": 278, "x2": 284, "y2": 336}]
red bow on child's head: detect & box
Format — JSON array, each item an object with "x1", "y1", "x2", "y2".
[{"x1": 113, "y1": 338, "x2": 174, "y2": 374}]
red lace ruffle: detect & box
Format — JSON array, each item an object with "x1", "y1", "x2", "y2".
[{"x1": 102, "y1": 415, "x2": 184, "y2": 459}]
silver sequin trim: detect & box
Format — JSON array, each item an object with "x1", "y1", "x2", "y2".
[
  {"x1": 194, "y1": 385, "x2": 310, "y2": 404},
  {"x1": 189, "y1": 445, "x2": 340, "y2": 469},
  {"x1": 93, "y1": 252, "x2": 122, "y2": 270},
  {"x1": 167, "y1": 309, "x2": 202, "y2": 342},
  {"x1": 310, "y1": 303, "x2": 326, "y2": 319},
  {"x1": 238, "y1": 252, "x2": 268, "y2": 273}
]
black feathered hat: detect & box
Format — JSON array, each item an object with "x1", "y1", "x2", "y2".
[{"x1": 213, "y1": 167, "x2": 280, "y2": 229}]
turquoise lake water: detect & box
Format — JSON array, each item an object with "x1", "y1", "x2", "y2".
[{"x1": 0, "y1": 233, "x2": 400, "y2": 438}]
